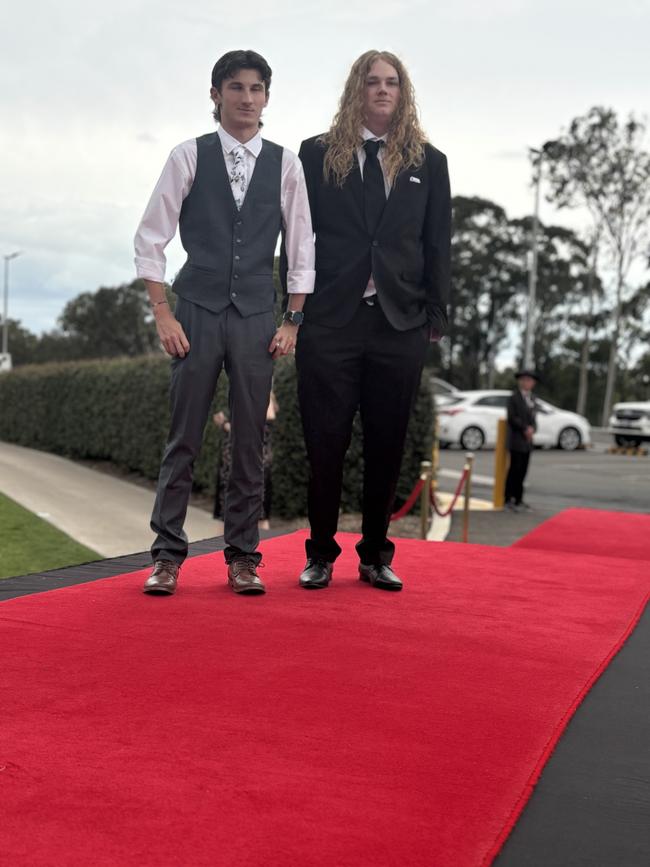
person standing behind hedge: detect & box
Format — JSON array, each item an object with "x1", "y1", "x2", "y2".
[
  {"x1": 295, "y1": 50, "x2": 451, "y2": 592},
  {"x1": 133, "y1": 50, "x2": 314, "y2": 596}
]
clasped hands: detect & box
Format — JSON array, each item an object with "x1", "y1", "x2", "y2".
[
  {"x1": 154, "y1": 307, "x2": 298, "y2": 359},
  {"x1": 268, "y1": 322, "x2": 298, "y2": 359}
]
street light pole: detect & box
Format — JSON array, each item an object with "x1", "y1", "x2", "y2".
[
  {"x1": 523, "y1": 149, "x2": 543, "y2": 370},
  {"x1": 2, "y1": 251, "x2": 21, "y2": 360}
]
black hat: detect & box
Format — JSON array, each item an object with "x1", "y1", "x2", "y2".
[{"x1": 515, "y1": 369, "x2": 541, "y2": 382}]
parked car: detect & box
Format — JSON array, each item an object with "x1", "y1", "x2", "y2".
[
  {"x1": 430, "y1": 375, "x2": 460, "y2": 406},
  {"x1": 437, "y1": 390, "x2": 591, "y2": 451},
  {"x1": 607, "y1": 401, "x2": 650, "y2": 446}
]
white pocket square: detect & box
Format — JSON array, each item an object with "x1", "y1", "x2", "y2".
[{"x1": 409, "y1": 176, "x2": 421, "y2": 184}]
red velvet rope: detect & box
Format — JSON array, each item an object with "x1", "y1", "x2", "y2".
[
  {"x1": 390, "y1": 466, "x2": 471, "y2": 523},
  {"x1": 390, "y1": 478, "x2": 425, "y2": 521},
  {"x1": 431, "y1": 468, "x2": 469, "y2": 518}
]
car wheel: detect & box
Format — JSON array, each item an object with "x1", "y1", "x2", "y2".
[
  {"x1": 615, "y1": 435, "x2": 641, "y2": 447},
  {"x1": 558, "y1": 426, "x2": 581, "y2": 451},
  {"x1": 460, "y1": 426, "x2": 485, "y2": 451}
]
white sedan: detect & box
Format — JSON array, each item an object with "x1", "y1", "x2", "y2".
[{"x1": 437, "y1": 390, "x2": 592, "y2": 451}]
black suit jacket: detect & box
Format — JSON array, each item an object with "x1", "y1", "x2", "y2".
[
  {"x1": 297, "y1": 135, "x2": 451, "y2": 332},
  {"x1": 507, "y1": 390, "x2": 538, "y2": 453}
]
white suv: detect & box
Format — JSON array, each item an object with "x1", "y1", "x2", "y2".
[{"x1": 607, "y1": 401, "x2": 650, "y2": 446}]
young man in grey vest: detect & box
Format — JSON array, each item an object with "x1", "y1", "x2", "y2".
[{"x1": 134, "y1": 50, "x2": 314, "y2": 595}]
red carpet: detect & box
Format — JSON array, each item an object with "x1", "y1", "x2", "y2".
[
  {"x1": 513, "y1": 507, "x2": 650, "y2": 561},
  {"x1": 2, "y1": 530, "x2": 648, "y2": 866}
]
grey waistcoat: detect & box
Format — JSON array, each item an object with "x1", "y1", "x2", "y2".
[{"x1": 172, "y1": 133, "x2": 283, "y2": 317}]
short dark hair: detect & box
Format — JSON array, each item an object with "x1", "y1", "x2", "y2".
[{"x1": 211, "y1": 50, "x2": 272, "y2": 123}]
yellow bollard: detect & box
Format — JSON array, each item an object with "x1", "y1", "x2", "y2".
[
  {"x1": 493, "y1": 418, "x2": 508, "y2": 509},
  {"x1": 419, "y1": 461, "x2": 432, "y2": 540},
  {"x1": 462, "y1": 453, "x2": 474, "y2": 543}
]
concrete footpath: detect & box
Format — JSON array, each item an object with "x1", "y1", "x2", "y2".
[{"x1": 0, "y1": 441, "x2": 223, "y2": 559}]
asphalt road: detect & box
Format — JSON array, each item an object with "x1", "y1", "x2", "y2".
[{"x1": 437, "y1": 429, "x2": 650, "y2": 514}]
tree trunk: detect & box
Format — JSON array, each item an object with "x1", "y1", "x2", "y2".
[
  {"x1": 576, "y1": 241, "x2": 597, "y2": 417},
  {"x1": 486, "y1": 345, "x2": 496, "y2": 388},
  {"x1": 576, "y1": 330, "x2": 590, "y2": 417},
  {"x1": 601, "y1": 261, "x2": 624, "y2": 426}
]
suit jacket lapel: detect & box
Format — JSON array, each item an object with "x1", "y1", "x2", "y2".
[{"x1": 375, "y1": 165, "x2": 413, "y2": 231}]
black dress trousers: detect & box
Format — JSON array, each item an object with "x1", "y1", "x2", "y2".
[
  {"x1": 505, "y1": 450, "x2": 531, "y2": 505},
  {"x1": 296, "y1": 300, "x2": 428, "y2": 565}
]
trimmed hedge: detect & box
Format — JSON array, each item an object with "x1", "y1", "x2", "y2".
[
  {"x1": 0, "y1": 354, "x2": 433, "y2": 519},
  {"x1": 0, "y1": 356, "x2": 226, "y2": 494}
]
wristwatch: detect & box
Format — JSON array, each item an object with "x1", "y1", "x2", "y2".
[{"x1": 282, "y1": 310, "x2": 304, "y2": 326}]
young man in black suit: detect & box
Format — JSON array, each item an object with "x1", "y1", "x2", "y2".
[
  {"x1": 505, "y1": 370, "x2": 539, "y2": 512},
  {"x1": 295, "y1": 50, "x2": 451, "y2": 591}
]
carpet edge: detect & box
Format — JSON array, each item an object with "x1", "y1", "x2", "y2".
[{"x1": 481, "y1": 589, "x2": 650, "y2": 867}]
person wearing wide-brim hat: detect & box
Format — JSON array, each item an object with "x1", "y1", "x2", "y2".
[{"x1": 504, "y1": 369, "x2": 541, "y2": 511}]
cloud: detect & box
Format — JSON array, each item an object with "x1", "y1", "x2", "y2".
[{"x1": 2, "y1": 0, "x2": 649, "y2": 335}]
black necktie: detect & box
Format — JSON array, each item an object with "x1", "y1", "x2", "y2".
[{"x1": 363, "y1": 139, "x2": 386, "y2": 236}]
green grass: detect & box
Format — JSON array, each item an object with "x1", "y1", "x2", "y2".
[{"x1": 0, "y1": 492, "x2": 99, "y2": 580}]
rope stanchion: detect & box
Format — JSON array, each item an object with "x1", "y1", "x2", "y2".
[
  {"x1": 390, "y1": 478, "x2": 424, "y2": 521},
  {"x1": 430, "y1": 467, "x2": 469, "y2": 518},
  {"x1": 462, "y1": 453, "x2": 475, "y2": 543},
  {"x1": 419, "y1": 461, "x2": 432, "y2": 540},
  {"x1": 389, "y1": 455, "x2": 475, "y2": 539}
]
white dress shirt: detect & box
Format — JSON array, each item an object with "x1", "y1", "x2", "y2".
[
  {"x1": 357, "y1": 127, "x2": 389, "y2": 298},
  {"x1": 134, "y1": 126, "x2": 315, "y2": 294}
]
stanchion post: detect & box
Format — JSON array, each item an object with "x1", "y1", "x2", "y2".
[
  {"x1": 419, "y1": 461, "x2": 432, "y2": 540},
  {"x1": 493, "y1": 418, "x2": 508, "y2": 509},
  {"x1": 431, "y1": 416, "x2": 440, "y2": 505},
  {"x1": 462, "y1": 453, "x2": 474, "y2": 543}
]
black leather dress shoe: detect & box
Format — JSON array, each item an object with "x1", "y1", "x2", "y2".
[
  {"x1": 299, "y1": 559, "x2": 333, "y2": 589},
  {"x1": 359, "y1": 563, "x2": 403, "y2": 591}
]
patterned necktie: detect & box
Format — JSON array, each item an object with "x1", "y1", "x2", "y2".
[
  {"x1": 229, "y1": 145, "x2": 247, "y2": 210},
  {"x1": 363, "y1": 139, "x2": 386, "y2": 235}
]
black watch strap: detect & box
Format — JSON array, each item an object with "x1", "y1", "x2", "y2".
[{"x1": 283, "y1": 310, "x2": 304, "y2": 326}]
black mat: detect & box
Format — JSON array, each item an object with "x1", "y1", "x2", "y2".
[
  {"x1": 495, "y1": 606, "x2": 650, "y2": 867},
  {"x1": 0, "y1": 536, "x2": 227, "y2": 600},
  {"x1": 2, "y1": 533, "x2": 648, "y2": 866}
]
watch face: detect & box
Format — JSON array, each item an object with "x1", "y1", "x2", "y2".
[{"x1": 286, "y1": 311, "x2": 304, "y2": 325}]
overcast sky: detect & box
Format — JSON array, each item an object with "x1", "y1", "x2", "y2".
[{"x1": 1, "y1": 0, "x2": 649, "y2": 334}]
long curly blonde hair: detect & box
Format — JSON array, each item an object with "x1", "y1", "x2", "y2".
[{"x1": 322, "y1": 50, "x2": 428, "y2": 187}]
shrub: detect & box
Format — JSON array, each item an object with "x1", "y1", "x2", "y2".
[
  {"x1": 0, "y1": 356, "x2": 226, "y2": 495},
  {"x1": 0, "y1": 354, "x2": 433, "y2": 519}
]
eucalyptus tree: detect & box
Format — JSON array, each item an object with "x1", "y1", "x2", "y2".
[
  {"x1": 542, "y1": 108, "x2": 650, "y2": 423},
  {"x1": 447, "y1": 196, "x2": 525, "y2": 389}
]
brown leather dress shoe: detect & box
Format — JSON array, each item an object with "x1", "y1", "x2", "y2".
[
  {"x1": 227, "y1": 557, "x2": 266, "y2": 595},
  {"x1": 143, "y1": 559, "x2": 179, "y2": 595}
]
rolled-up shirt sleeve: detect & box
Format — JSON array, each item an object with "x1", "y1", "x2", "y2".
[
  {"x1": 280, "y1": 150, "x2": 315, "y2": 294},
  {"x1": 133, "y1": 140, "x2": 196, "y2": 282}
]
